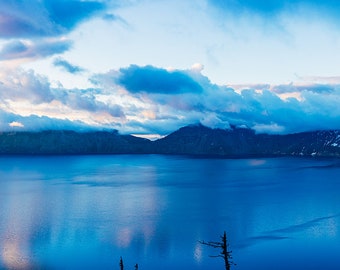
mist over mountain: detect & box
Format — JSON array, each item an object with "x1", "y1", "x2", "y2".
[{"x1": 1, "y1": 124, "x2": 340, "y2": 157}]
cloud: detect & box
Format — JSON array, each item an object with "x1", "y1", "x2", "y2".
[
  {"x1": 9, "y1": 121, "x2": 24, "y2": 128},
  {"x1": 0, "y1": 0, "x2": 106, "y2": 38},
  {"x1": 0, "y1": 68, "x2": 125, "y2": 126},
  {"x1": 0, "y1": 41, "x2": 27, "y2": 60},
  {"x1": 271, "y1": 83, "x2": 335, "y2": 94},
  {"x1": 102, "y1": 13, "x2": 129, "y2": 27},
  {"x1": 208, "y1": 0, "x2": 340, "y2": 18},
  {"x1": 208, "y1": 0, "x2": 289, "y2": 16},
  {"x1": 53, "y1": 57, "x2": 85, "y2": 74},
  {"x1": 0, "y1": 68, "x2": 54, "y2": 104},
  {"x1": 54, "y1": 88, "x2": 125, "y2": 118},
  {"x1": 0, "y1": 39, "x2": 72, "y2": 61},
  {"x1": 45, "y1": 0, "x2": 105, "y2": 31},
  {"x1": 2, "y1": 64, "x2": 340, "y2": 136},
  {"x1": 88, "y1": 65, "x2": 340, "y2": 135},
  {"x1": 0, "y1": 109, "x2": 96, "y2": 131},
  {"x1": 116, "y1": 65, "x2": 204, "y2": 94},
  {"x1": 298, "y1": 75, "x2": 340, "y2": 85}
]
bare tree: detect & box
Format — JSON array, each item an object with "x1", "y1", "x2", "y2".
[
  {"x1": 119, "y1": 257, "x2": 124, "y2": 270},
  {"x1": 118, "y1": 257, "x2": 139, "y2": 270},
  {"x1": 199, "y1": 231, "x2": 235, "y2": 270}
]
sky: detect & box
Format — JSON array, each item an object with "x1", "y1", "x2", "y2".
[{"x1": 1, "y1": 0, "x2": 340, "y2": 137}]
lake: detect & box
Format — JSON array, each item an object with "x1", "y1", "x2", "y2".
[{"x1": 0, "y1": 155, "x2": 340, "y2": 269}]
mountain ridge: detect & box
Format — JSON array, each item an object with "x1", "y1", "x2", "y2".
[
  {"x1": 1, "y1": 124, "x2": 340, "y2": 157},
  {"x1": 152, "y1": 124, "x2": 340, "y2": 157}
]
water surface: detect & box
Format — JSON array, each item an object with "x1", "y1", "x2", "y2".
[{"x1": 0, "y1": 155, "x2": 340, "y2": 269}]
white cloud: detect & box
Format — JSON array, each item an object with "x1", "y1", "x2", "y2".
[
  {"x1": 191, "y1": 63, "x2": 204, "y2": 72},
  {"x1": 253, "y1": 123, "x2": 285, "y2": 134},
  {"x1": 9, "y1": 121, "x2": 24, "y2": 128}
]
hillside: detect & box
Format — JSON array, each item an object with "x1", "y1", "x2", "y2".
[
  {"x1": 153, "y1": 124, "x2": 340, "y2": 157},
  {"x1": 0, "y1": 130, "x2": 151, "y2": 154},
  {"x1": 1, "y1": 125, "x2": 340, "y2": 157}
]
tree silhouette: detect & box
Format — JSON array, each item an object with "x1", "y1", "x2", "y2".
[
  {"x1": 119, "y1": 257, "x2": 124, "y2": 270},
  {"x1": 199, "y1": 231, "x2": 235, "y2": 270},
  {"x1": 118, "y1": 257, "x2": 139, "y2": 270}
]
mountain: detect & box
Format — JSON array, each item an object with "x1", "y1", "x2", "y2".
[
  {"x1": 153, "y1": 124, "x2": 340, "y2": 157},
  {"x1": 1, "y1": 125, "x2": 340, "y2": 157},
  {"x1": 0, "y1": 130, "x2": 151, "y2": 155}
]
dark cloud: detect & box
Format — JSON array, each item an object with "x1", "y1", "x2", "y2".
[
  {"x1": 116, "y1": 65, "x2": 203, "y2": 94},
  {"x1": 0, "y1": 0, "x2": 106, "y2": 38},
  {"x1": 44, "y1": 0, "x2": 105, "y2": 32},
  {"x1": 53, "y1": 57, "x2": 85, "y2": 74},
  {"x1": 0, "y1": 39, "x2": 72, "y2": 60}
]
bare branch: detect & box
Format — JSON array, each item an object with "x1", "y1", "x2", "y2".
[{"x1": 199, "y1": 231, "x2": 235, "y2": 270}]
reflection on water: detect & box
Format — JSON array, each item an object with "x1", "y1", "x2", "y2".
[
  {"x1": 2, "y1": 239, "x2": 31, "y2": 270},
  {"x1": 0, "y1": 155, "x2": 340, "y2": 269}
]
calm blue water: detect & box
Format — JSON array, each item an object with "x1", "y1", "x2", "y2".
[{"x1": 0, "y1": 155, "x2": 340, "y2": 270}]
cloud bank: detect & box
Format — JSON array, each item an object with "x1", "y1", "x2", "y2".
[{"x1": 2, "y1": 64, "x2": 339, "y2": 136}]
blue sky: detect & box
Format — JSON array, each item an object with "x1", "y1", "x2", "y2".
[{"x1": 1, "y1": 0, "x2": 340, "y2": 137}]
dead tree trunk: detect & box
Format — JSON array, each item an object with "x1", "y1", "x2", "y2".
[
  {"x1": 199, "y1": 231, "x2": 235, "y2": 270},
  {"x1": 119, "y1": 257, "x2": 124, "y2": 270}
]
